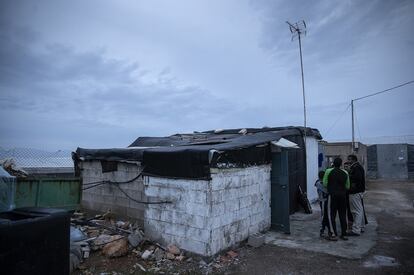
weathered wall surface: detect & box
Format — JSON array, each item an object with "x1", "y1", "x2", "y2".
[
  {"x1": 81, "y1": 161, "x2": 146, "y2": 225},
  {"x1": 306, "y1": 137, "x2": 319, "y2": 202},
  {"x1": 143, "y1": 165, "x2": 271, "y2": 256},
  {"x1": 209, "y1": 166, "x2": 271, "y2": 255},
  {"x1": 367, "y1": 145, "x2": 378, "y2": 179},
  {"x1": 376, "y1": 144, "x2": 408, "y2": 180},
  {"x1": 408, "y1": 145, "x2": 414, "y2": 180}
]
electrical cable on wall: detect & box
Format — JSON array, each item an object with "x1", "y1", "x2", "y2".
[{"x1": 82, "y1": 170, "x2": 172, "y2": 204}]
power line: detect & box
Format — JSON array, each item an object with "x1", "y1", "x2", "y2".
[
  {"x1": 324, "y1": 103, "x2": 351, "y2": 138},
  {"x1": 353, "y1": 80, "x2": 414, "y2": 101},
  {"x1": 351, "y1": 79, "x2": 414, "y2": 151}
]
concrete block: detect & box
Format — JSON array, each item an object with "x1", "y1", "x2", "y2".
[
  {"x1": 239, "y1": 196, "x2": 252, "y2": 209},
  {"x1": 224, "y1": 199, "x2": 240, "y2": 212},
  {"x1": 114, "y1": 196, "x2": 129, "y2": 207},
  {"x1": 186, "y1": 227, "x2": 210, "y2": 242},
  {"x1": 211, "y1": 202, "x2": 225, "y2": 216},
  {"x1": 186, "y1": 202, "x2": 210, "y2": 217},
  {"x1": 179, "y1": 238, "x2": 208, "y2": 256},
  {"x1": 184, "y1": 190, "x2": 207, "y2": 203},
  {"x1": 211, "y1": 190, "x2": 224, "y2": 203},
  {"x1": 248, "y1": 223, "x2": 260, "y2": 235},
  {"x1": 126, "y1": 207, "x2": 144, "y2": 220},
  {"x1": 186, "y1": 214, "x2": 208, "y2": 229},
  {"x1": 145, "y1": 208, "x2": 162, "y2": 221},
  {"x1": 145, "y1": 186, "x2": 161, "y2": 197},
  {"x1": 247, "y1": 233, "x2": 265, "y2": 248},
  {"x1": 163, "y1": 223, "x2": 188, "y2": 238}
]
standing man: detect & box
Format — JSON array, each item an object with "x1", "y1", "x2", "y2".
[
  {"x1": 323, "y1": 157, "x2": 350, "y2": 241},
  {"x1": 347, "y1": 154, "x2": 366, "y2": 236}
]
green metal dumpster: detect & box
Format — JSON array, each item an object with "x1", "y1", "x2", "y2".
[{"x1": 14, "y1": 178, "x2": 81, "y2": 211}]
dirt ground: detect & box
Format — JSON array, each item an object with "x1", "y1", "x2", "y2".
[{"x1": 75, "y1": 180, "x2": 414, "y2": 274}]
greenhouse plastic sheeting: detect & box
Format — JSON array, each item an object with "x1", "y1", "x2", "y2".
[{"x1": 0, "y1": 166, "x2": 16, "y2": 212}]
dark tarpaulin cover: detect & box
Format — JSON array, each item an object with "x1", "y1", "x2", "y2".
[{"x1": 76, "y1": 127, "x2": 321, "y2": 181}]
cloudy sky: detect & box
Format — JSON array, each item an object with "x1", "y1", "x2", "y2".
[{"x1": 1, "y1": 0, "x2": 413, "y2": 150}]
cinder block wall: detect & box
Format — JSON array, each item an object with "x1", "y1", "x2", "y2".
[
  {"x1": 144, "y1": 165, "x2": 271, "y2": 256},
  {"x1": 80, "y1": 160, "x2": 146, "y2": 226}
]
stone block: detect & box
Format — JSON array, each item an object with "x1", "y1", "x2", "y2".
[
  {"x1": 126, "y1": 207, "x2": 144, "y2": 220},
  {"x1": 145, "y1": 208, "x2": 162, "y2": 221},
  {"x1": 163, "y1": 223, "x2": 188, "y2": 238},
  {"x1": 211, "y1": 202, "x2": 225, "y2": 216},
  {"x1": 224, "y1": 199, "x2": 240, "y2": 212},
  {"x1": 186, "y1": 202, "x2": 210, "y2": 217},
  {"x1": 179, "y1": 238, "x2": 208, "y2": 256},
  {"x1": 112, "y1": 196, "x2": 129, "y2": 207},
  {"x1": 247, "y1": 233, "x2": 265, "y2": 248}
]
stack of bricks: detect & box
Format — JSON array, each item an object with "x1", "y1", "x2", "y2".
[
  {"x1": 144, "y1": 165, "x2": 271, "y2": 256},
  {"x1": 80, "y1": 160, "x2": 146, "y2": 226},
  {"x1": 209, "y1": 165, "x2": 271, "y2": 254},
  {"x1": 143, "y1": 176, "x2": 212, "y2": 255}
]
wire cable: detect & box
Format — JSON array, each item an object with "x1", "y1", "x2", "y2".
[
  {"x1": 324, "y1": 103, "x2": 351, "y2": 138},
  {"x1": 81, "y1": 170, "x2": 172, "y2": 204},
  {"x1": 82, "y1": 172, "x2": 143, "y2": 186},
  {"x1": 353, "y1": 80, "x2": 414, "y2": 101},
  {"x1": 111, "y1": 182, "x2": 172, "y2": 204}
]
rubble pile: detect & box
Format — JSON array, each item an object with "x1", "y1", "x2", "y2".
[
  {"x1": 0, "y1": 158, "x2": 28, "y2": 177},
  {"x1": 69, "y1": 210, "x2": 243, "y2": 274}
]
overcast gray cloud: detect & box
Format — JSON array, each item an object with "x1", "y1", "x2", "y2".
[{"x1": 1, "y1": 0, "x2": 413, "y2": 150}]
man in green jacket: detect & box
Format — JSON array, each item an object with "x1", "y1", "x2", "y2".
[{"x1": 323, "y1": 157, "x2": 350, "y2": 241}]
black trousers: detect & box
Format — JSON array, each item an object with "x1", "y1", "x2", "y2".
[
  {"x1": 319, "y1": 200, "x2": 329, "y2": 233},
  {"x1": 327, "y1": 194, "x2": 347, "y2": 236}
]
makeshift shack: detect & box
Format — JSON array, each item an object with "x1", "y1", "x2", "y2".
[{"x1": 74, "y1": 126, "x2": 322, "y2": 256}]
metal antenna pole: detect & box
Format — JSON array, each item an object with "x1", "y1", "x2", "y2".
[
  {"x1": 351, "y1": 100, "x2": 355, "y2": 153},
  {"x1": 287, "y1": 20, "x2": 307, "y2": 145},
  {"x1": 298, "y1": 31, "x2": 307, "y2": 137}
]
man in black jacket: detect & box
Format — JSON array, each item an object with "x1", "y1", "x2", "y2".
[
  {"x1": 347, "y1": 154, "x2": 366, "y2": 236},
  {"x1": 323, "y1": 157, "x2": 350, "y2": 241}
]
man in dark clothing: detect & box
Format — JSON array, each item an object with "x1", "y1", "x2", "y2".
[
  {"x1": 315, "y1": 170, "x2": 329, "y2": 237},
  {"x1": 347, "y1": 154, "x2": 367, "y2": 236},
  {"x1": 323, "y1": 157, "x2": 350, "y2": 241},
  {"x1": 344, "y1": 161, "x2": 354, "y2": 230}
]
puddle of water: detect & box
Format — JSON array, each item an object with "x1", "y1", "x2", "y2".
[{"x1": 363, "y1": 255, "x2": 399, "y2": 268}]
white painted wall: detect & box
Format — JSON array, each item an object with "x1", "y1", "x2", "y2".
[
  {"x1": 306, "y1": 137, "x2": 319, "y2": 202},
  {"x1": 143, "y1": 165, "x2": 271, "y2": 256},
  {"x1": 80, "y1": 160, "x2": 146, "y2": 224}
]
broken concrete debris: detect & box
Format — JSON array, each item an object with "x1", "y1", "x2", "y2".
[
  {"x1": 141, "y1": 249, "x2": 153, "y2": 260},
  {"x1": 92, "y1": 234, "x2": 113, "y2": 250},
  {"x1": 167, "y1": 244, "x2": 181, "y2": 255},
  {"x1": 102, "y1": 236, "x2": 128, "y2": 258},
  {"x1": 153, "y1": 248, "x2": 165, "y2": 261},
  {"x1": 127, "y1": 230, "x2": 143, "y2": 247},
  {"x1": 166, "y1": 252, "x2": 176, "y2": 260},
  {"x1": 248, "y1": 232, "x2": 265, "y2": 248},
  {"x1": 69, "y1": 210, "x2": 244, "y2": 274}
]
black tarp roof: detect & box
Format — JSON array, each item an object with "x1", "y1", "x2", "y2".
[{"x1": 75, "y1": 126, "x2": 321, "y2": 179}]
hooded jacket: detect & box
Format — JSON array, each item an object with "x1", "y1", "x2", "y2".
[{"x1": 348, "y1": 162, "x2": 366, "y2": 194}]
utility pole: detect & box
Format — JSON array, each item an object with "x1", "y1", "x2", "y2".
[
  {"x1": 351, "y1": 100, "x2": 355, "y2": 152},
  {"x1": 287, "y1": 20, "x2": 307, "y2": 145},
  {"x1": 350, "y1": 80, "x2": 414, "y2": 153}
]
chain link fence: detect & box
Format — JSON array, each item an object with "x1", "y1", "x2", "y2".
[{"x1": 0, "y1": 147, "x2": 73, "y2": 168}]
